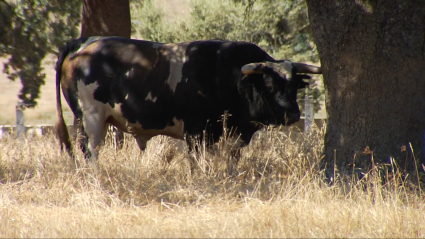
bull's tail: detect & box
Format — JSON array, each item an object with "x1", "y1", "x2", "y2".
[{"x1": 55, "y1": 37, "x2": 88, "y2": 158}]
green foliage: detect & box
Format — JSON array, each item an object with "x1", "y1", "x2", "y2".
[
  {"x1": 132, "y1": 0, "x2": 318, "y2": 61},
  {"x1": 0, "y1": 1, "x2": 14, "y2": 56},
  {"x1": 131, "y1": 0, "x2": 188, "y2": 43},
  {"x1": 0, "y1": 0, "x2": 80, "y2": 107},
  {"x1": 131, "y1": 0, "x2": 323, "y2": 113}
]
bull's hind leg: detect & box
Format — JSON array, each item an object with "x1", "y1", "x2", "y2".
[
  {"x1": 74, "y1": 117, "x2": 89, "y2": 166},
  {"x1": 82, "y1": 112, "x2": 109, "y2": 166}
]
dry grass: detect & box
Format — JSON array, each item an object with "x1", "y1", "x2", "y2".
[{"x1": 0, "y1": 125, "x2": 424, "y2": 238}]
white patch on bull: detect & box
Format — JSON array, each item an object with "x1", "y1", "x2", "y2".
[
  {"x1": 125, "y1": 94, "x2": 129, "y2": 100},
  {"x1": 145, "y1": 92, "x2": 157, "y2": 103},
  {"x1": 126, "y1": 67, "x2": 134, "y2": 78},
  {"x1": 77, "y1": 81, "x2": 104, "y2": 113},
  {"x1": 82, "y1": 67, "x2": 90, "y2": 77},
  {"x1": 161, "y1": 43, "x2": 189, "y2": 93}
]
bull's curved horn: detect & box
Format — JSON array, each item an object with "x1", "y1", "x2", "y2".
[
  {"x1": 241, "y1": 63, "x2": 266, "y2": 75},
  {"x1": 292, "y1": 63, "x2": 322, "y2": 74}
]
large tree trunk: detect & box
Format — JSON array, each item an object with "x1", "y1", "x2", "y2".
[
  {"x1": 81, "y1": 0, "x2": 131, "y2": 38},
  {"x1": 306, "y1": 1, "x2": 425, "y2": 175}
]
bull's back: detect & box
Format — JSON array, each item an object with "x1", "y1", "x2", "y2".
[{"x1": 64, "y1": 37, "x2": 162, "y2": 84}]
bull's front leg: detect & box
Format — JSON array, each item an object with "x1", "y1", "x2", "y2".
[{"x1": 134, "y1": 135, "x2": 153, "y2": 151}]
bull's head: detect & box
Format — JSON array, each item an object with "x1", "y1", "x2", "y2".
[{"x1": 241, "y1": 60, "x2": 321, "y2": 126}]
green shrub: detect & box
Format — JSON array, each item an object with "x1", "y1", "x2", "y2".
[{"x1": 1, "y1": 0, "x2": 81, "y2": 106}]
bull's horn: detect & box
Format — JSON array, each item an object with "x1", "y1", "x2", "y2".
[
  {"x1": 292, "y1": 63, "x2": 322, "y2": 74},
  {"x1": 241, "y1": 63, "x2": 266, "y2": 75}
]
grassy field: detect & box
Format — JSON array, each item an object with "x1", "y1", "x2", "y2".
[{"x1": 0, "y1": 125, "x2": 424, "y2": 237}]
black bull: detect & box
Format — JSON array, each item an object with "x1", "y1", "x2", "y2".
[{"x1": 55, "y1": 37, "x2": 321, "y2": 162}]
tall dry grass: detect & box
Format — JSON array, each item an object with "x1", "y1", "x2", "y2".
[{"x1": 0, "y1": 125, "x2": 424, "y2": 238}]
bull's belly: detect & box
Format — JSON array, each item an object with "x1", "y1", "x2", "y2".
[{"x1": 107, "y1": 106, "x2": 185, "y2": 140}]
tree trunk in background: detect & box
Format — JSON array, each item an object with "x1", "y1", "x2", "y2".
[
  {"x1": 80, "y1": 0, "x2": 132, "y2": 148},
  {"x1": 306, "y1": 1, "x2": 425, "y2": 175},
  {"x1": 81, "y1": 0, "x2": 131, "y2": 38}
]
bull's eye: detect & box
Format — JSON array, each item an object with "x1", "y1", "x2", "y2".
[
  {"x1": 275, "y1": 92, "x2": 285, "y2": 104},
  {"x1": 266, "y1": 85, "x2": 274, "y2": 92},
  {"x1": 264, "y1": 79, "x2": 274, "y2": 91}
]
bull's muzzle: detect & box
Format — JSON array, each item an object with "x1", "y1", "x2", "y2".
[{"x1": 284, "y1": 111, "x2": 301, "y2": 125}]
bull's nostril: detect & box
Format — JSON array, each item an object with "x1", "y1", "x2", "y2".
[{"x1": 289, "y1": 111, "x2": 300, "y2": 118}]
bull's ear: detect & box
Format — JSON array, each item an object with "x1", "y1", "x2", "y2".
[
  {"x1": 298, "y1": 81, "x2": 310, "y2": 89},
  {"x1": 292, "y1": 62, "x2": 322, "y2": 74},
  {"x1": 296, "y1": 75, "x2": 311, "y2": 89},
  {"x1": 241, "y1": 63, "x2": 266, "y2": 75}
]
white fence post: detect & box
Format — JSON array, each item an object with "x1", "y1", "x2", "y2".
[{"x1": 16, "y1": 103, "x2": 25, "y2": 138}]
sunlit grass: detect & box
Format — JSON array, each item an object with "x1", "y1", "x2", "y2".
[{"x1": 0, "y1": 124, "x2": 424, "y2": 237}]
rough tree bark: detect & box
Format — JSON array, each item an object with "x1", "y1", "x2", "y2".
[
  {"x1": 81, "y1": 0, "x2": 131, "y2": 38},
  {"x1": 305, "y1": 0, "x2": 425, "y2": 175},
  {"x1": 79, "y1": 0, "x2": 132, "y2": 148}
]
